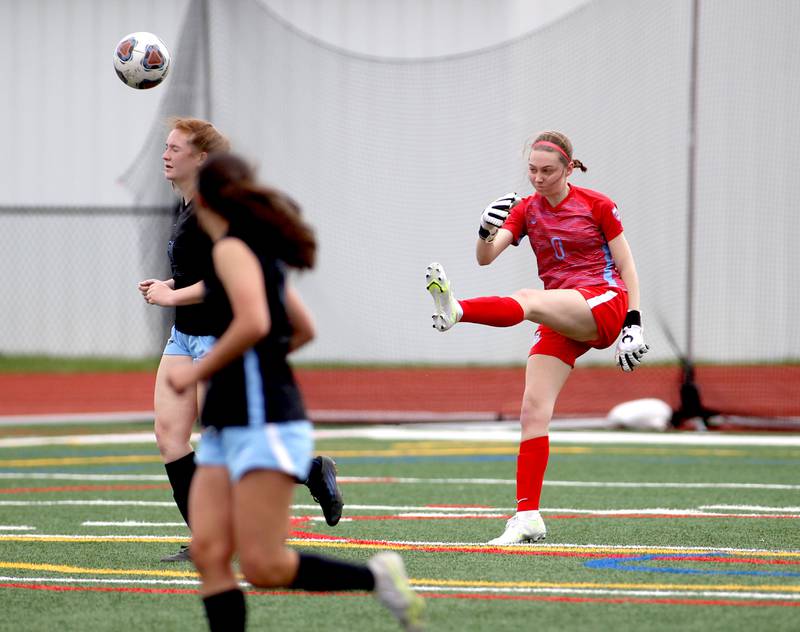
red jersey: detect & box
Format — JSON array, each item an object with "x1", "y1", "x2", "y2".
[{"x1": 502, "y1": 185, "x2": 627, "y2": 291}]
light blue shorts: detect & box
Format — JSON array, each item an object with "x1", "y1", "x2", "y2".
[
  {"x1": 195, "y1": 421, "x2": 313, "y2": 483},
  {"x1": 162, "y1": 326, "x2": 216, "y2": 359}
]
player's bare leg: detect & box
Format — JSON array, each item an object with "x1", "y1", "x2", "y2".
[{"x1": 488, "y1": 355, "x2": 570, "y2": 545}]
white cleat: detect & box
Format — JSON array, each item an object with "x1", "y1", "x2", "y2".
[
  {"x1": 425, "y1": 262, "x2": 460, "y2": 332},
  {"x1": 487, "y1": 512, "x2": 547, "y2": 545},
  {"x1": 368, "y1": 551, "x2": 426, "y2": 631}
]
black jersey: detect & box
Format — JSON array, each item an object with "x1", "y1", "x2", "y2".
[
  {"x1": 167, "y1": 200, "x2": 216, "y2": 335},
  {"x1": 200, "y1": 230, "x2": 307, "y2": 429}
]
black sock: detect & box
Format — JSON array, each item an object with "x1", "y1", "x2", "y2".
[
  {"x1": 164, "y1": 452, "x2": 196, "y2": 527},
  {"x1": 302, "y1": 455, "x2": 321, "y2": 487},
  {"x1": 202, "y1": 588, "x2": 245, "y2": 632},
  {"x1": 290, "y1": 553, "x2": 375, "y2": 592}
]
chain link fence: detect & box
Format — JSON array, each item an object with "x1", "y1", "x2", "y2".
[{"x1": 0, "y1": 206, "x2": 174, "y2": 358}]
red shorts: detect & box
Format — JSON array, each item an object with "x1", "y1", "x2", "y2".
[{"x1": 529, "y1": 286, "x2": 628, "y2": 368}]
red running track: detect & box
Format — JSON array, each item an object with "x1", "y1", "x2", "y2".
[{"x1": 0, "y1": 366, "x2": 797, "y2": 420}]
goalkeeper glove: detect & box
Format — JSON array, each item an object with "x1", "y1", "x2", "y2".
[
  {"x1": 479, "y1": 192, "x2": 520, "y2": 242},
  {"x1": 615, "y1": 310, "x2": 649, "y2": 372}
]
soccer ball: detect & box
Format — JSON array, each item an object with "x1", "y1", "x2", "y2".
[{"x1": 113, "y1": 32, "x2": 171, "y2": 89}]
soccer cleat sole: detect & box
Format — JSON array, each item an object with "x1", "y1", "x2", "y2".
[
  {"x1": 425, "y1": 263, "x2": 454, "y2": 332},
  {"x1": 487, "y1": 532, "x2": 546, "y2": 546},
  {"x1": 308, "y1": 456, "x2": 344, "y2": 527}
]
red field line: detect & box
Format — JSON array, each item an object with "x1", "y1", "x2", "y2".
[{"x1": 2, "y1": 583, "x2": 798, "y2": 608}]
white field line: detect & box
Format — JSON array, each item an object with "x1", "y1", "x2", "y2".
[
  {"x1": 396, "y1": 513, "x2": 507, "y2": 518},
  {"x1": 701, "y1": 505, "x2": 800, "y2": 512},
  {"x1": 0, "y1": 500, "x2": 175, "y2": 507},
  {"x1": 411, "y1": 586, "x2": 800, "y2": 600},
  {"x1": 3, "y1": 500, "x2": 799, "y2": 518},
  {"x1": 82, "y1": 521, "x2": 187, "y2": 527},
  {"x1": 0, "y1": 526, "x2": 35, "y2": 531},
  {"x1": 0, "y1": 575, "x2": 796, "y2": 600},
  {"x1": 2, "y1": 426, "x2": 800, "y2": 448},
  {"x1": 2, "y1": 472, "x2": 799, "y2": 491},
  {"x1": 339, "y1": 477, "x2": 800, "y2": 491},
  {"x1": 0, "y1": 412, "x2": 155, "y2": 426},
  {"x1": 315, "y1": 425, "x2": 800, "y2": 447},
  {"x1": 0, "y1": 432, "x2": 188, "y2": 448},
  {"x1": 0, "y1": 575, "x2": 200, "y2": 586},
  {"x1": 81, "y1": 518, "x2": 344, "y2": 527},
  {"x1": 1, "y1": 534, "x2": 189, "y2": 541},
  {"x1": 291, "y1": 504, "x2": 800, "y2": 518}
]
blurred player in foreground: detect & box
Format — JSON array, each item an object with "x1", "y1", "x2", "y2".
[
  {"x1": 426, "y1": 131, "x2": 648, "y2": 545},
  {"x1": 166, "y1": 153, "x2": 424, "y2": 631},
  {"x1": 138, "y1": 118, "x2": 342, "y2": 562}
]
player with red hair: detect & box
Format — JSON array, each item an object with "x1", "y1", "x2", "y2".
[{"x1": 426, "y1": 130, "x2": 648, "y2": 544}]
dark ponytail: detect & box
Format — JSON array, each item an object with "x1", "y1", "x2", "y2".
[{"x1": 197, "y1": 154, "x2": 316, "y2": 269}]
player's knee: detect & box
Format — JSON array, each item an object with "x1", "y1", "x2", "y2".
[
  {"x1": 239, "y1": 550, "x2": 293, "y2": 588},
  {"x1": 520, "y1": 394, "x2": 552, "y2": 435},
  {"x1": 154, "y1": 417, "x2": 192, "y2": 459},
  {"x1": 511, "y1": 289, "x2": 540, "y2": 318},
  {"x1": 190, "y1": 535, "x2": 231, "y2": 572}
]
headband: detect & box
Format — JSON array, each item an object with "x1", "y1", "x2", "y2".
[{"x1": 533, "y1": 140, "x2": 572, "y2": 164}]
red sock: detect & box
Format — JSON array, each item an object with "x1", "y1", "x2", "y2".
[
  {"x1": 516, "y1": 436, "x2": 549, "y2": 511},
  {"x1": 459, "y1": 297, "x2": 524, "y2": 327}
]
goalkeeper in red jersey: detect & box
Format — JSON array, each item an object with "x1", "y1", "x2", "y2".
[{"x1": 426, "y1": 130, "x2": 648, "y2": 545}]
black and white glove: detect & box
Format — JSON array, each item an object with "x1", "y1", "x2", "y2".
[
  {"x1": 615, "y1": 310, "x2": 649, "y2": 372},
  {"x1": 478, "y1": 192, "x2": 520, "y2": 242}
]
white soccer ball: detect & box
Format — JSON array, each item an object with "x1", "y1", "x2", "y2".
[
  {"x1": 113, "y1": 31, "x2": 171, "y2": 90},
  {"x1": 607, "y1": 398, "x2": 672, "y2": 432}
]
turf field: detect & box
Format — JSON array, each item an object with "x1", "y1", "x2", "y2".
[{"x1": 0, "y1": 421, "x2": 798, "y2": 631}]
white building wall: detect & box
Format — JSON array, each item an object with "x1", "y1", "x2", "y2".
[
  {"x1": 0, "y1": 0, "x2": 191, "y2": 206},
  {"x1": 0, "y1": 0, "x2": 797, "y2": 363}
]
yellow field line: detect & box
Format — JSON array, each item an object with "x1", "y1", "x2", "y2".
[
  {"x1": 0, "y1": 561, "x2": 196, "y2": 578},
  {"x1": 3, "y1": 442, "x2": 800, "y2": 469},
  {"x1": 2, "y1": 446, "x2": 795, "y2": 467},
  {"x1": 1, "y1": 560, "x2": 796, "y2": 595},
  {"x1": 0, "y1": 455, "x2": 162, "y2": 467},
  {"x1": 0, "y1": 535, "x2": 187, "y2": 543},
  {"x1": 388, "y1": 442, "x2": 762, "y2": 457},
  {"x1": 285, "y1": 539, "x2": 800, "y2": 558}
]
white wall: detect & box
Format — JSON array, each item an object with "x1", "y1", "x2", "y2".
[
  {"x1": 0, "y1": 0, "x2": 584, "y2": 206},
  {"x1": 0, "y1": 0, "x2": 190, "y2": 206},
  {"x1": 1, "y1": 0, "x2": 798, "y2": 364},
  {"x1": 258, "y1": 0, "x2": 589, "y2": 58}
]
